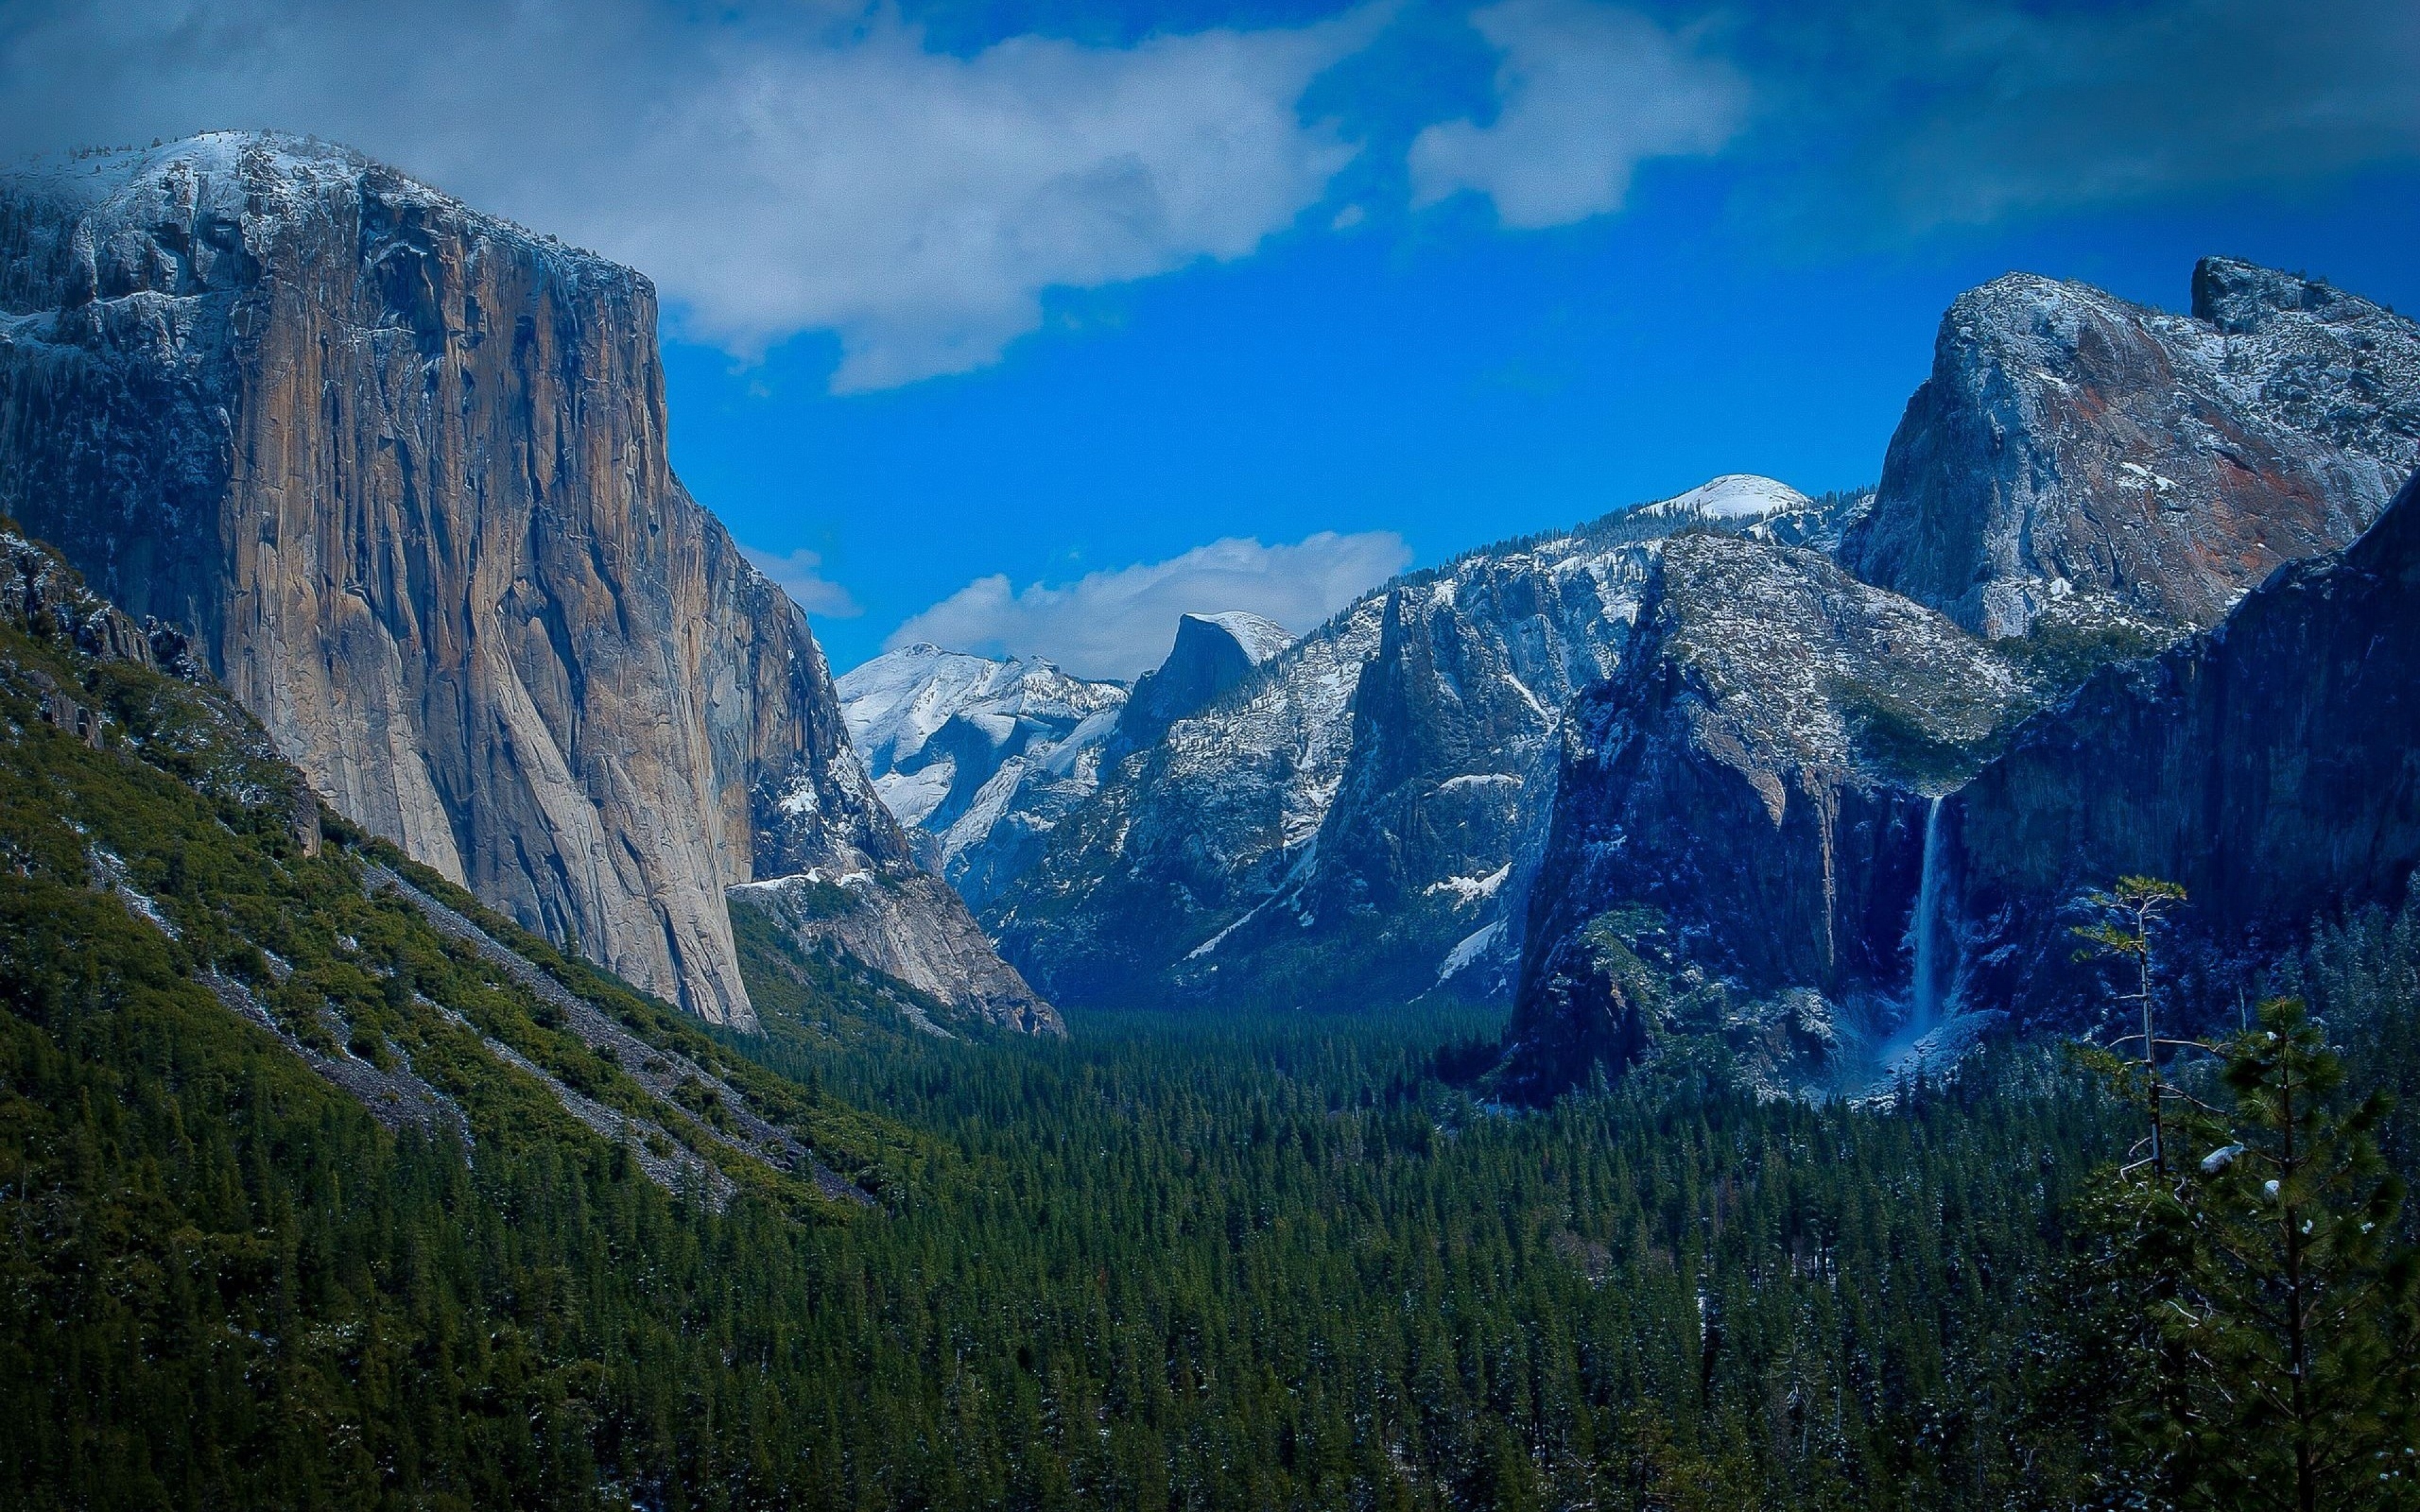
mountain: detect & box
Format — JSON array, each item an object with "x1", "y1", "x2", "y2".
[
  {"x1": 988, "y1": 477, "x2": 1869, "y2": 1010},
  {"x1": 1942, "y1": 466, "x2": 2420, "y2": 1029},
  {"x1": 836, "y1": 644, "x2": 1127, "y2": 909},
  {"x1": 1497, "y1": 258, "x2": 2420, "y2": 1101},
  {"x1": 0, "y1": 132, "x2": 1044, "y2": 1033},
  {"x1": 1115, "y1": 610, "x2": 1293, "y2": 746},
  {"x1": 1491, "y1": 532, "x2": 2034, "y2": 1102},
  {"x1": 836, "y1": 612, "x2": 1290, "y2": 915},
  {"x1": 1845, "y1": 257, "x2": 2420, "y2": 639}
]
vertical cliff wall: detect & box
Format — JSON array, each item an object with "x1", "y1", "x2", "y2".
[
  {"x1": 1493, "y1": 534, "x2": 2031, "y2": 1098},
  {"x1": 1945, "y1": 467, "x2": 2420, "y2": 1028},
  {"x1": 0, "y1": 133, "x2": 1044, "y2": 1030}
]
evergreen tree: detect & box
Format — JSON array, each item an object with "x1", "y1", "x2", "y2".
[
  {"x1": 2073, "y1": 997, "x2": 2420, "y2": 1511},
  {"x1": 2073, "y1": 876, "x2": 2191, "y2": 1177}
]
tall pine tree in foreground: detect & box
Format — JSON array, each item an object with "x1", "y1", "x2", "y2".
[{"x1": 2070, "y1": 995, "x2": 2420, "y2": 1511}]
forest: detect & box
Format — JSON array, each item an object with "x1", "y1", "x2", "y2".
[{"x1": 0, "y1": 581, "x2": 2414, "y2": 1510}]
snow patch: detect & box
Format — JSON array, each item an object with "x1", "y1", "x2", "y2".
[
  {"x1": 1641, "y1": 473, "x2": 1811, "y2": 522},
  {"x1": 1436, "y1": 918, "x2": 1505, "y2": 982},
  {"x1": 1424, "y1": 864, "x2": 1510, "y2": 904},
  {"x1": 1437, "y1": 772, "x2": 1521, "y2": 793}
]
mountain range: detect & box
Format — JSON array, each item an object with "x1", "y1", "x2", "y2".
[{"x1": 4, "y1": 130, "x2": 2417, "y2": 1109}]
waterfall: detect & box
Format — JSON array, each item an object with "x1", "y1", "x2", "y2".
[{"x1": 1909, "y1": 796, "x2": 1948, "y2": 1032}]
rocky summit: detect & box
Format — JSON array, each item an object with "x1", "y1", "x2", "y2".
[
  {"x1": 1115, "y1": 610, "x2": 1293, "y2": 747},
  {"x1": 1845, "y1": 256, "x2": 2420, "y2": 641},
  {"x1": 0, "y1": 133, "x2": 1047, "y2": 1033}
]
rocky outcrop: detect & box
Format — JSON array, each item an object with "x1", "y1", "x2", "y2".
[
  {"x1": 1493, "y1": 533, "x2": 2033, "y2": 1098},
  {"x1": 989, "y1": 478, "x2": 1870, "y2": 1010},
  {"x1": 732, "y1": 870, "x2": 1061, "y2": 1035},
  {"x1": 0, "y1": 525, "x2": 196, "y2": 679},
  {"x1": 0, "y1": 133, "x2": 1039, "y2": 1031},
  {"x1": 836, "y1": 644, "x2": 1126, "y2": 909},
  {"x1": 1845, "y1": 258, "x2": 2420, "y2": 639},
  {"x1": 836, "y1": 615, "x2": 1296, "y2": 918},
  {"x1": 1115, "y1": 610, "x2": 1291, "y2": 746},
  {"x1": 1944, "y1": 466, "x2": 2420, "y2": 1029}
]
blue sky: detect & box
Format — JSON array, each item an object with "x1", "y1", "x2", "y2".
[
  {"x1": 6, "y1": 0, "x2": 2418, "y2": 675},
  {"x1": 670, "y1": 163, "x2": 2420, "y2": 672}
]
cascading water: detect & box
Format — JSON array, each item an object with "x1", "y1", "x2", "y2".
[{"x1": 1908, "y1": 795, "x2": 1949, "y2": 1033}]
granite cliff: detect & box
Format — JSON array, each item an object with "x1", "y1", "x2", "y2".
[
  {"x1": 1115, "y1": 610, "x2": 1293, "y2": 747},
  {"x1": 1943, "y1": 467, "x2": 2420, "y2": 1031},
  {"x1": 1492, "y1": 533, "x2": 2032, "y2": 1101},
  {"x1": 0, "y1": 133, "x2": 1047, "y2": 1032},
  {"x1": 1845, "y1": 258, "x2": 2420, "y2": 639}
]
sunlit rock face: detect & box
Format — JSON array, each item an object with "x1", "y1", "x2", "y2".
[
  {"x1": 1847, "y1": 258, "x2": 2420, "y2": 641},
  {"x1": 0, "y1": 132, "x2": 1044, "y2": 1031}
]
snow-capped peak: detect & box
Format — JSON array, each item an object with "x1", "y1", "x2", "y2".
[{"x1": 1644, "y1": 474, "x2": 1812, "y2": 522}]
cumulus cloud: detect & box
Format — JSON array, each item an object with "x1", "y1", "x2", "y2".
[
  {"x1": 1409, "y1": 0, "x2": 1748, "y2": 229},
  {"x1": 889, "y1": 531, "x2": 1412, "y2": 679},
  {"x1": 741, "y1": 546, "x2": 863, "y2": 619},
  {"x1": 0, "y1": 0, "x2": 1377, "y2": 389}
]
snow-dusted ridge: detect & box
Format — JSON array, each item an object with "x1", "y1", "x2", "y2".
[
  {"x1": 836, "y1": 644, "x2": 1127, "y2": 907},
  {"x1": 988, "y1": 475, "x2": 1875, "y2": 1010}
]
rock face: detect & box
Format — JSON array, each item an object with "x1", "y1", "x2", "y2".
[
  {"x1": 0, "y1": 133, "x2": 1043, "y2": 1031},
  {"x1": 1845, "y1": 258, "x2": 2420, "y2": 639},
  {"x1": 989, "y1": 479, "x2": 1870, "y2": 1010},
  {"x1": 733, "y1": 870, "x2": 1061, "y2": 1035},
  {"x1": 1944, "y1": 466, "x2": 2420, "y2": 1029},
  {"x1": 1495, "y1": 261, "x2": 2420, "y2": 1101},
  {"x1": 836, "y1": 644, "x2": 1127, "y2": 909},
  {"x1": 1494, "y1": 533, "x2": 2032, "y2": 1101},
  {"x1": 1115, "y1": 610, "x2": 1292, "y2": 746}
]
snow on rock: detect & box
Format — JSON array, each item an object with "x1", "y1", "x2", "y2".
[
  {"x1": 1437, "y1": 919, "x2": 1507, "y2": 983},
  {"x1": 1640, "y1": 474, "x2": 1811, "y2": 521},
  {"x1": 836, "y1": 644, "x2": 1126, "y2": 908},
  {"x1": 989, "y1": 481, "x2": 1875, "y2": 1011}
]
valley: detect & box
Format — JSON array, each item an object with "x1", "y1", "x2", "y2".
[{"x1": 1, "y1": 128, "x2": 2416, "y2": 1510}]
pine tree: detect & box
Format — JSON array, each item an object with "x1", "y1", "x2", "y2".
[
  {"x1": 2077, "y1": 997, "x2": 2420, "y2": 1511},
  {"x1": 2073, "y1": 876, "x2": 2190, "y2": 1177}
]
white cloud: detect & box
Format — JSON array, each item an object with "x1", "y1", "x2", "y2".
[
  {"x1": 741, "y1": 545, "x2": 863, "y2": 619},
  {"x1": 1409, "y1": 0, "x2": 1748, "y2": 229},
  {"x1": 0, "y1": 0, "x2": 1378, "y2": 389},
  {"x1": 889, "y1": 531, "x2": 1412, "y2": 679}
]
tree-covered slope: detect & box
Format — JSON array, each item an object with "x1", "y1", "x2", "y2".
[{"x1": 0, "y1": 528, "x2": 926, "y2": 1505}]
